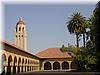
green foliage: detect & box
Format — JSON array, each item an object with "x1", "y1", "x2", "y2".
[
  {"x1": 60, "y1": 44, "x2": 67, "y2": 52},
  {"x1": 67, "y1": 12, "x2": 87, "y2": 50},
  {"x1": 65, "y1": 2, "x2": 100, "y2": 71},
  {"x1": 87, "y1": 56, "x2": 97, "y2": 64},
  {"x1": 67, "y1": 45, "x2": 77, "y2": 54},
  {"x1": 39, "y1": 60, "x2": 44, "y2": 70}
]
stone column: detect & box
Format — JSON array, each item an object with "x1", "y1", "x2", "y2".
[
  {"x1": 11, "y1": 66, "x2": 13, "y2": 74},
  {"x1": 11, "y1": 62, "x2": 13, "y2": 74},
  {"x1": 41, "y1": 62, "x2": 44, "y2": 71},
  {"x1": 31, "y1": 66, "x2": 32, "y2": 71},
  {"x1": 26, "y1": 66, "x2": 27, "y2": 72},
  {"x1": 28, "y1": 66, "x2": 29, "y2": 71},
  {"x1": 4, "y1": 62, "x2": 7, "y2": 74},
  {"x1": 16, "y1": 61, "x2": 18, "y2": 73},
  {"x1": 60, "y1": 62, "x2": 62, "y2": 71},
  {"x1": 68, "y1": 61, "x2": 72, "y2": 71},
  {"x1": 16, "y1": 66, "x2": 18, "y2": 73},
  {"x1": 5, "y1": 66, "x2": 7, "y2": 74},
  {"x1": 51, "y1": 61, "x2": 53, "y2": 71},
  {"x1": 23, "y1": 66, "x2": 25, "y2": 72},
  {"x1": 20, "y1": 64, "x2": 22, "y2": 72}
]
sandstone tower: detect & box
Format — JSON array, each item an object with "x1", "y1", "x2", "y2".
[{"x1": 14, "y1": 17, "x2": 27, "y2": 51}]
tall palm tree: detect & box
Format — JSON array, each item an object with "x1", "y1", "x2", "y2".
[
  {"x1": 81, "y1": 20, "x2": 88, "y2": 48},
  {"x1": 67, "y1": 12, "x2": 86, "y2": 51}
]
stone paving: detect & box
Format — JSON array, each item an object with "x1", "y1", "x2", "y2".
[{"x1": 14, "y1": 71, "x2": 100, "y2": 75}]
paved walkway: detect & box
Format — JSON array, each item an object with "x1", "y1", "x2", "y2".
[{"x1": 14, "y1": 71, "x2": 100, "y2": 75}]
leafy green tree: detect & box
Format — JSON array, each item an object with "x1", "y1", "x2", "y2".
[
  {"x1": 67, "y1": 12, "x2": 86, "y2": 51},
  {"x1": 93, "y1": 1, "x2": 100, "y2": 71},
  {"x1": 60, "y1": 44, "x2": 67, "y2": 52},
  {"x1": 67, "y1": 44, "x2": 77, "y2": 54}
]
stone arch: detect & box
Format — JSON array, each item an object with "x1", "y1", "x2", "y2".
[
  {"x1": 71, "y1": 61, "x2": 77, "y2": 69},
  {"x1": 22, "y1": 58, "x2": 24, "y2": 72},
  {"x1": 18, "y1": 57, "x2": 21, "y2": 73},
  {"x1": 2, "y1": 54, "x2": 6, "y2": 74},
  {"x1": 7, "y1": 55, "x2": 12, "y2": 75},
  {"x1": 53, "y1": 61, "x2": 60, "y2": 70},
  {"x1": 62, "y1": 61, "x2": 69, "y2": 70},
  {"x1": 44, "y1": 61, "x2": 51, "y2": 70},
  {"x1": 13, "y1": 56, "x2": 17, "y2": 73}
]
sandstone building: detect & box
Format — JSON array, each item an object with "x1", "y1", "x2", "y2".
[{"x1": 1, "y1": 17, "x2": 76, "y2": 75}]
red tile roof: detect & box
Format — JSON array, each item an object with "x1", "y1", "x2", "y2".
[
  {"x1": 35, "y1": 48, "x2": 72, "y2": 59},
  {"x1": 1, "y1": 41, "x2": 39, "y2": 59}
]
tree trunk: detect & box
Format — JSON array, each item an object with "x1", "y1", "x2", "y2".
[
  {"x1": 83, "y1": 33, "x2": 85, "y2": 48},
  {"x1": 76, "y1": 33, "x2": 79, "y2": 51}
]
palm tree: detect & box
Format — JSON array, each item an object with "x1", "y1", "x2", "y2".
[
  {"x1": 67, "y1": 12, "x2": 86, "y2": 51},
  {"x1": 81, "y1": 20, "x2": 88, "y2": 48}
]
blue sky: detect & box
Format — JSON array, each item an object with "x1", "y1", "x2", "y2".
[{"x1": 4, "y1": 4, "x2": 95, "y2": 54}]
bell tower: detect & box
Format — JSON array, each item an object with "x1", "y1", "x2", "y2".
[{"x1": 14, "y1": 17, "x2": 27, "y2": 51}]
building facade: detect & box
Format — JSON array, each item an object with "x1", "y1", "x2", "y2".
[
  {"x1": 1, "y1": 17, "x2": 40, "y2": 75},
  {"x1": 2, "y1": 41, "x2": 39, "y2": 75},
  {"x1": 35, "y1": 48, "x2": 77, "y2": 71},
  {"x1": 14, "y1": 17, "x2": 27, "y2": 51},
  {"x1": 1, "y1": 17, "x2": 77, "y2": 75}
]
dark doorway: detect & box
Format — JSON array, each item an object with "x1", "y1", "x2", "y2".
[
  {"x1": 13, "y1": 56, "x2": 17, "y2": 73},
  {"x1": 44, "y1": 62, "x2": 51, "y2": 70},
  {"x1": 53, "y1": 62, "x2": 60, "y2": 70},
  {"x1": 62, "y1": 61, "x2": 69, "y2": 69},
  {"x1": 18, "y1": 57, "x2": 21, "y2": 73},
  {"x1": 7, "y1": 55, "x2": 12, "y2": 75},
  {"x1": 71, "y1": 61, "x2": 77, "y2": 69}
]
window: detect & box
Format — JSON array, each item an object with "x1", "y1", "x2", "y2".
[
  {"x1": 22, "y1": 27, "x2": 24, "y2": 32},
  {"x1": 19, "y1": 27, "x2": 21, "y2": 31},
  {"x1": 16, "y1": 27, "x2": 17, "y2": 32}
]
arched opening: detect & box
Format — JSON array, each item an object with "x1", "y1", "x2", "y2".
[
  {"x1": 44, "y1": 62, "x2": 51, "y2": 70},
  {"x1": 18, "y1": 57, "x2": 21, "y2": 73},
  {"x1": 16, "y1": 27, "x2": 17, "y2": 32},
  {"x1": 71, "y1": 61, "x2": 77, "y2": 69},
  {"x1": 30, "y1": 66, "x2": 31, "y2": 71},
  {"x1": 19, "y1": 27, "x2": 21, "y2": 31},
  {"x1": 32, "y1": 67, "x2": 33, "y2": 71},
  {"x1": 25, "y1": 59, "x2": 27, "y2": 72},
  {"x1": 7, "y1": 55, "x2": 12, "y2": 75},
  {"x1": 62, "y1": 61, "x2": 69, "y2": 70},
  {"x1": 2, "y1": 54, "x2": 6, "y2": 74},
  {"x1": 27, "y1": 60, "x2": 29, "y2": 71},
  {"x1": 22, "y1": 27, "x2": 24, "y2": 32},
  {"x1": 22, "y1": 58, "x2": 24, "y2": 72},
  {"x1": 53, "y1": 62, "x2": 60, "y2": 70},
  {"x1": 13, "y1": 56, "x2": 17, "y2": 73}
]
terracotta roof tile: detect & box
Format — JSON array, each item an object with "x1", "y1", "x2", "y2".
[{"x1": 35, "y1": 48, "x2": 72, "y2": 59}]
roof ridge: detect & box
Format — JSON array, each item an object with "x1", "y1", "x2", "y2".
[{"x1": 35, "y1": 47, "x2": 60, "y2": 55}]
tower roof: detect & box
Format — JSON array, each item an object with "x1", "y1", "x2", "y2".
[{"x1": 16, "y1": 17, "x2": 25, "y2": 25}]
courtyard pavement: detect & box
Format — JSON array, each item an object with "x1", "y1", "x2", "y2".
[{"x1": 14, "y1": 71, "x2": 100, "y2": 75}]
